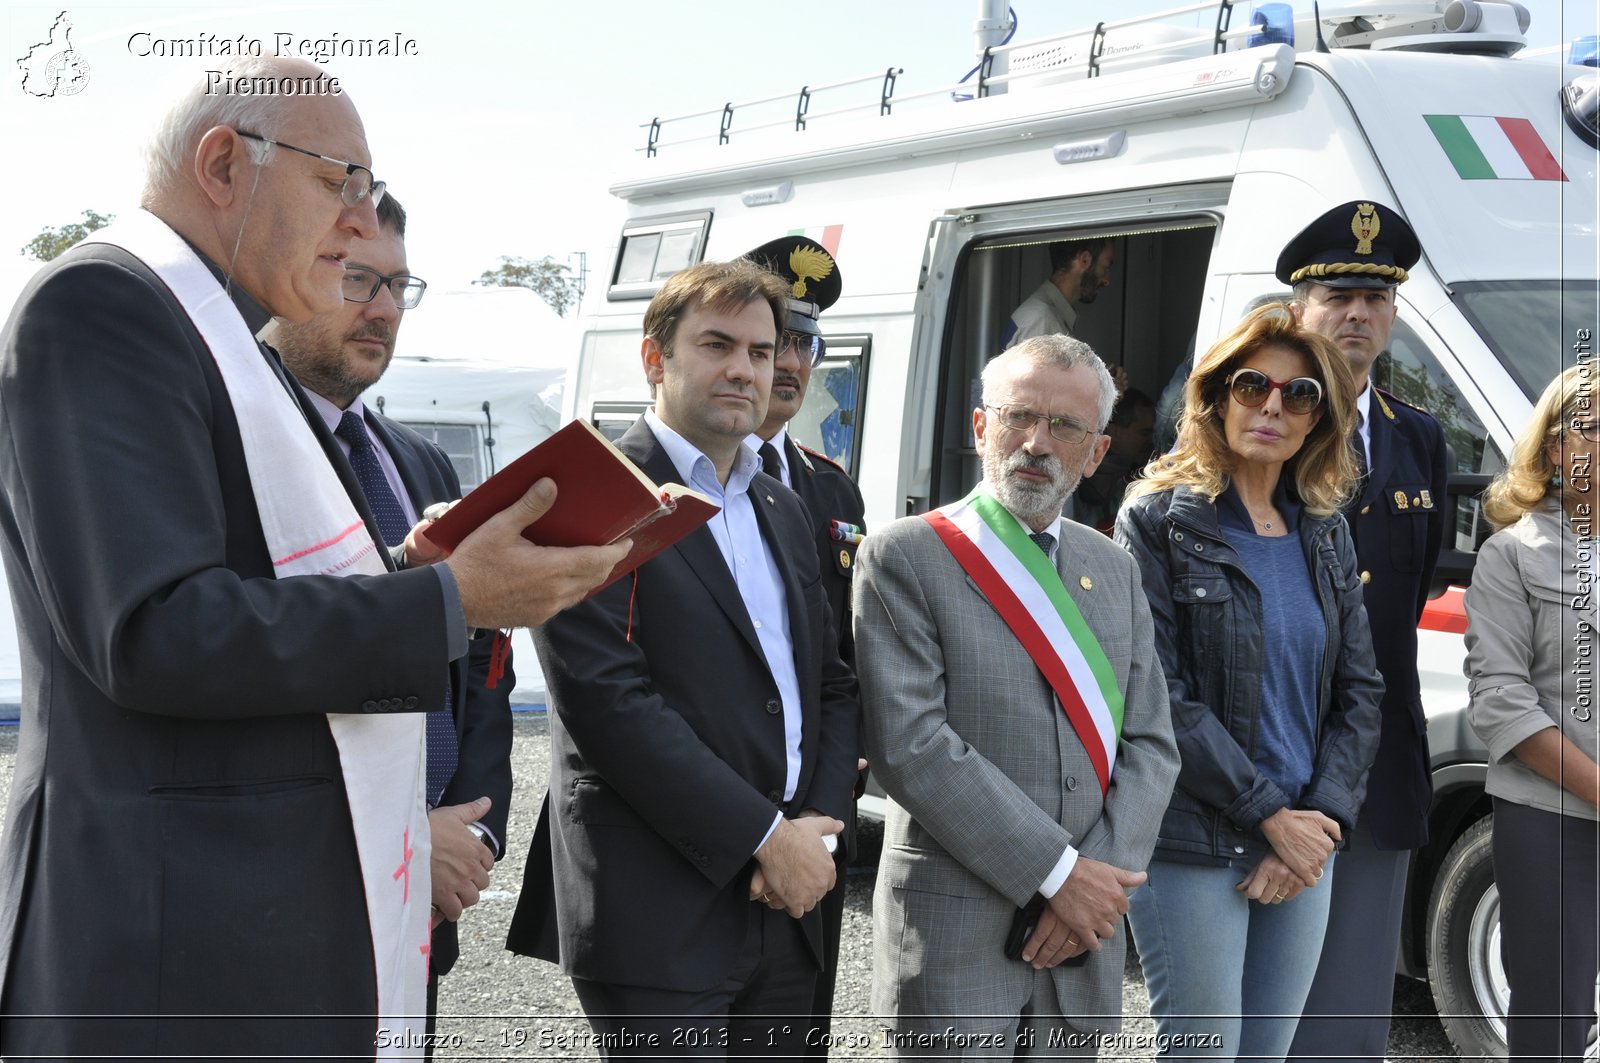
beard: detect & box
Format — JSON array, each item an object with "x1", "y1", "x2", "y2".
[
  {"x1": 1078, "y1": 271, "x2": 1102, "y2": 304},
  {"x1": 984, "y1": 446, "x2": 1081, "y2": 527}
]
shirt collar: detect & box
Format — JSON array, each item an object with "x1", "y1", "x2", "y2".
[
  {"x1": 1043, "y1": 281, "x2": 1078, "y2": 332},
  {"x1": 986, "y1": 483, "x2": 1064, "y2": 550},
  {"x1": 306, "y1": 390, "x2": 366, "y2": 437},
  {"x1": 646, "y1": 408, "x2": 758, "y2": 498},
  {"x1": 183, "y1": 237, "x2": 272, "y2": 338}
]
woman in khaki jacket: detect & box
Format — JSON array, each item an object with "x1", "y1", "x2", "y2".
[{"x1": 1464, "y1": 364, "x2": 1600, "y2": 1063}]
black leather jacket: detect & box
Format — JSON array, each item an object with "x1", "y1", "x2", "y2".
[{"x1": 1114, "y1": 485, "x2": 1383, "y2": 864}]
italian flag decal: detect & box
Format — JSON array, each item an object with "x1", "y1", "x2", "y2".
[
  {"x1": 787, "y1": 224, "x2": 843, "y2": 256},
  {"x1": 1425, "y1": 114, "x2": 1567, "y2": 181}
]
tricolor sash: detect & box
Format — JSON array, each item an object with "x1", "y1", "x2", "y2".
[
  {"x1": 921, "y1": 484, "x2": 1123, "y2": 794},
  {"x1": 85, "y1": 211, "x2": 430, "y2": 1055}
]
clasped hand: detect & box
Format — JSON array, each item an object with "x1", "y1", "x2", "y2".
[{"x1": 748, "y1": 814, "x2": 844, "y2": 918}]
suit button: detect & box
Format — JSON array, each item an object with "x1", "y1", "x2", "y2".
[
  {"x1": 1360, "y1": 570, "x2": 1372, "y2": 584},
  {"x1": 1195, "y1": 587, "x2": 1207, "y2": 598},
  {"x1": 1360, "y1": 505, "x2": 1371, "y2": 515},
  {"x1": 361, "y1": 700, "x2": 378, "y2": 713},
  {"x1": 404, "y1": 696, "x2": 419, "y2": 710},
  {"x1": 1065, "y1": 776, "x2": 1078, "y2": 792},
  {"x1": 768, "y1": 790, "x2": 783, "y2": 804},
  {"x1": 1234, "y1": 845, "x2": 1246, "y2": 854},
  {"x1": 765, "y1": 699, "x2": 781, "y2": 715}
]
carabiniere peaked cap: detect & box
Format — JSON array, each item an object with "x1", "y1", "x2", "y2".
[
  {"x1": 1274, "y1": 200, "x2": 1422, "y2": 290},
  {"x1": 744, "y1": 235, "x2": 842, "y2": 336}
]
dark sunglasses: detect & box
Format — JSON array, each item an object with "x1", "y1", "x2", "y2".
[{"x1": 1228, "y1": 368, "x2": 1324, "y2": 416}]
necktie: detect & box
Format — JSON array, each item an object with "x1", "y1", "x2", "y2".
[
  {"x1": 335, "y1": 410, "x2": 458, "y2": 806},
  {"x1": 1351, "y1": 412, "x2": 1370, "y2": 488},
  {"x1": 759, "y1": 441, "x2": 784, "y2": 481},
  {"x1": 1029, "y1": 531, "x2": 1054, "y2": 557}
]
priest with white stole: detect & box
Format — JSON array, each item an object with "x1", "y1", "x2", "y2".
[{"x1": 854, "y1": 334, "x2": 1178, "y2": 1056}]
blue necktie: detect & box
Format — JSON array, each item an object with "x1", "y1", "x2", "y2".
[
  {"x1": 336, "y1": 410, "x2": 458, "y2": 806},
  {"x1": 1029, "y1": 531, "x2": 1054, "y2": 557}
]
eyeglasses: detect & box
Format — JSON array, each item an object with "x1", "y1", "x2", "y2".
[
  {"x1": 342, "y1": 266, "x2": 426, "y2": 309},
  {"x1": 781, "y1": 330, "x2": 826, "y2": 368},
  {"x1": 1571, "y1": 419, "x2": 1600, "y2": 442},
  {"x1": 1228, "y1": 368, "x2": 1324, "y2": 416},
  {"x1": 236, "y1": 131, "x2": 386, "y2": 209},
  {"x1": 986, "y1": 404, "x2": 1093, "y2": 444}
]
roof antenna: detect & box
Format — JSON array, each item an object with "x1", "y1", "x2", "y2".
[{"x1": 1312, "y1": 0, "x2": 1330, "y2": 52}]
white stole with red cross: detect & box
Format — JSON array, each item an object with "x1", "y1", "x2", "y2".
[{"x1": 86, "y1": 210, "x2": 430, "y2": 1054}]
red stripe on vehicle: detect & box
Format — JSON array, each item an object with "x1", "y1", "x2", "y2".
[
  {"x1": 1495, "y1": 117, "x2": 1567, "y2": 181},
  {"x1": 1420, "y1": 585, "x2": 1469, "y2": 634}
]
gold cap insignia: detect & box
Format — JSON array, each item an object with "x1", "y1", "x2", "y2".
[
  {"x1": 1394, "y1": 490, "x2": 1409, "y2": 510},
  {"x1": 1420, "y1": 489, "x2": 1434, "y2": 509},
  {"x1": 1079, "y1": 576, "x2": 1094, "y2": 591},
  {"x1": 788, "y1": 246, "x2": 834, "y2": 300},
  {"x1": 839, "y1": 549, "x2": 851, "y2": 570},
  {"x1": 1351, "y1": 203, "x2": 1380, "y2": 256}
]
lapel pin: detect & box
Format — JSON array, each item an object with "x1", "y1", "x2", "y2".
[
  {"x1": 1080, "y1": 576, "x2": 1093, "y2": 591},
  {"x1": 765, "y1": 494, "x2": 775, "y2": 505}
]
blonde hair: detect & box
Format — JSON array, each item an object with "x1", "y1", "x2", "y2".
[
  {"x1": 1481, "y1": 365, "x2": 1593, "y2": 529},
  {"x1": 1126, "y1": 303, "x2": 1361, "y2": 515}
]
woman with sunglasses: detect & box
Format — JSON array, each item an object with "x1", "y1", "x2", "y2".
[
  {"x1": 1464, "y1": 365, "x2": 1600, "y2": 1063},
  {"x1": 1113, "y1": 303, "x2": 1382, "y2": 1061}
]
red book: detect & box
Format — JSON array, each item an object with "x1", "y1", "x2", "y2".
[{"x1": 425, "y1": 419, "x2": 718, "y2": 596}]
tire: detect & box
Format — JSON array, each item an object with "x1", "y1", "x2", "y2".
[{"x1": 1427, "y1": 815, "x2": 1509, "y2": 1059}]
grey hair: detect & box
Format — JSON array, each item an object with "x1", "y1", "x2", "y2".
[
  {"x1": 143, "y1": 57, "x2": 291, "y2": 194},
  {"x1": 1289, "y1": 279, "x2": 1317, "y2": 307},
  {"x1": 982, "y1": 334, "x2": 1117, "y2": 431}
]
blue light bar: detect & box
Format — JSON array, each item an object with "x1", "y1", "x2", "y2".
[{"x1": 1250, "y1": 3, "x2": 1296, "y2": 48}]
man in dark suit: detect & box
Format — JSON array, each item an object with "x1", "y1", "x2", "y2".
[
  {"x1": 267, "y1": 192, "x2": 514, "y2": 1054},
  {"x1": 506, "y1": 258, "x2": 861, "y2": 1057},
  {"x1": 742, "y1": 236, "x2": 866, "y2": 1050},
  {"x1": 0, "y1": 56, "x2": 622, "y2": 1059},
  {"x1": 1282, "y1": 201, "x2": 1449, "y2": 1063}
]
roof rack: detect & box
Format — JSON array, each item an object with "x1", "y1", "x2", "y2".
[{"x1": 637, "y1": 0, "x2": 1531, "y2": 156}]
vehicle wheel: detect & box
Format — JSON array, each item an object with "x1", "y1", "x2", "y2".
[{"x1": 1427, "y1": 815, "x2": 1509, "y2": 1059}]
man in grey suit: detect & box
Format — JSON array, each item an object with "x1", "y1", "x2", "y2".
[{"x1": 855, "y1": 335, "x2": 1178, "y2": 1055}]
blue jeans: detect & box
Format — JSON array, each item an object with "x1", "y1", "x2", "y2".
[{"x1": 1128, "y1": 855, "x2": 1337, "y2": 1063}]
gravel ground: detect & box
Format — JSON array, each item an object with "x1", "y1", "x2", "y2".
[{"x1": 0, "y1": 718, "x2": 1458, "y2": 1060}]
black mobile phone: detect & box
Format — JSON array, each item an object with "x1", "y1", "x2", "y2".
[{"x1": 1003, "y1": 895, "x2": 1090, "y2": 966}]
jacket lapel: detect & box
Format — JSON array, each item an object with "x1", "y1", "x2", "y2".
[
  {"x1": 1360, "y1": 390, "x2": 1396, "y2": 510},
  {"x1": 617, "y1": 419, "x2": 766, "y2": 659}
]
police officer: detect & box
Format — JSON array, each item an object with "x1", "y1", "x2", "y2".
[
  {"x1": 1282, "y1": 201, "x2": 1449, "y2": 1063},
  {"x1": 743, "y1": 235, "x2": 866, "y2": 1055}
]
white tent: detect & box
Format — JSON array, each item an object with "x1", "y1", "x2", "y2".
[{"x1": 0, "y1": 286, "x2": 576, "y2": 718}]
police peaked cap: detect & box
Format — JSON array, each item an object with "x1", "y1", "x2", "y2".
[
  {"x1": 1275, "y1": 200, "x2": 1422, "y2": 289},
  {"x1": 744, "y1": 236, "x2": 842, "y2": 336}
]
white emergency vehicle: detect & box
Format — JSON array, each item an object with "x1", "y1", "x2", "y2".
[{"x1": 568, "y1": 2, "x2": 1599, "y2": 1054}]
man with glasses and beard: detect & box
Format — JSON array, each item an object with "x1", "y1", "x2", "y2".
[
  {"x1": 1282, "y1": 200, "x2": 1448, "y2": 1063},
  {"x1": 854, "y1": 335, "x2": 1178, "y2": 1055},
  {"x1": 267, "y1": 192, "x2": 513, "y2": 1058}
]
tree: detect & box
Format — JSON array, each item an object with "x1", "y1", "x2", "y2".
[
  {"x1": 21, "y1": 209, "x2": 115, "y2": 262},
  {"x1": 473, "y1": 255, "x2": 581, "y2": 317}
]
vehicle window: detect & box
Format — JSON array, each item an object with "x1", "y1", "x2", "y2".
[
  {"x1": 1374, "y1": 321, "x2": 1504, "y2": 562},
  {"x1": 398, "y1": 422, "x2": 485, "y2": 490},
  {"x1": 1451, "y1": 280, "x2": 1599, "y2": 402},
  {"x1": 792, "y1": 336, "x2": 870, "y2": 479},
  {"x1": 608, "y1": 210, "x2": 713, "y2": 301}
]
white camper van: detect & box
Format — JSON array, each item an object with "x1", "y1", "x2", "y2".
[{"x1": 568, "y1": 2, "x2": 1599, "y2": 1053}]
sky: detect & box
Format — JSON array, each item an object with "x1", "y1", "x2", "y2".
[{"x1": 3, "y1": 0, "x2": 1597, "y2": 314}]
